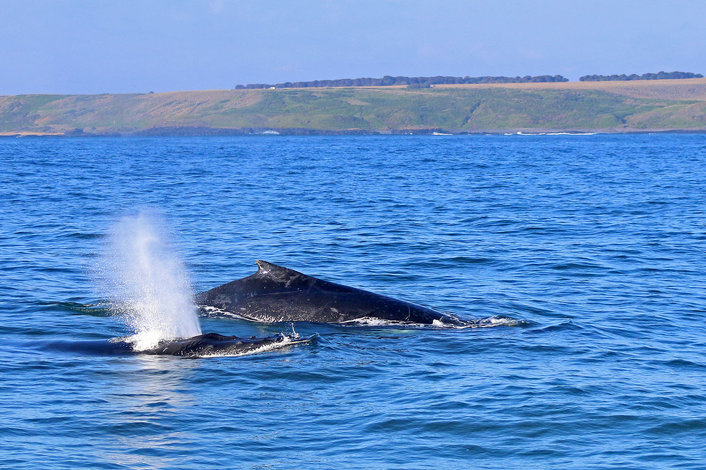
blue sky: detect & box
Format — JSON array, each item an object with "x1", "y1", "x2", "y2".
[{"x1": 1, "y1": 0, "x2": 704, "y2": 94}]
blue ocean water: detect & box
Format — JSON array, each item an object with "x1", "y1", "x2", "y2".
[{"x1": 1, "y1": 134, "x2": 705, "y2": 469}]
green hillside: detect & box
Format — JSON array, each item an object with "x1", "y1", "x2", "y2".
[{"x1": 2, "y1": 81, "x2": 706, "y2": 135}]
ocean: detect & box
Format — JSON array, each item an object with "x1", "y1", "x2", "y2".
[{"x1": 1, "y1": 134, "x2": 705, "y2": 468}]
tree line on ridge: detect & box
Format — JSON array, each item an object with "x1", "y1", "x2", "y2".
[
  {"x1": 235, "y1": 71, "x2": 702, "y2": 90},
  {"x1": 234, "y1": 75, "x2": 569, "y2": 89},
  {"x1": 579, "y1": 71, "x2": 702, "y2": 81}
]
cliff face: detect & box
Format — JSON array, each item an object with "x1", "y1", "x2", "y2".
[{"x1": 2, "y1": 79, "x2": 706, "y2": 135}]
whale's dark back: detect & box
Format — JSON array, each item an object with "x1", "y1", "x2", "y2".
[
  {"x1": 145, "y1": 333, "x2": 293, "y2": 356},
  {"x1": 195, "y1": 260, "x2": 461, "y2": 325},
  {"x1": 42, "y1": 332, "x2": 309, "y2": 357}
]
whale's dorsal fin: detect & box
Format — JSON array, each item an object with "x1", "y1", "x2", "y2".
[
  {"x1": 255, "y1": 260, "x2": 307, "y2": 281},
  {"x1": 256, "y1": 260, "x2": 287, "y2": 274}
]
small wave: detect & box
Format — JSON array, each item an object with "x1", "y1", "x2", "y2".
[
  {"x1": 509, "y1": 131, "x2": 597, "y2": 136},
  {"x1": 40, "y1": 338, "x2": 133, "y2": 355},
  {"x1": 431, "y1": 315, "x2": 528, "y2": 329},
  {"x1": 38, "y1": 301, "x2": 111, "y2": 317},
  {"x1": 525, "y1": 321, "x2": 582, "y2": 333},
  {"x1": 661, "y1": 358, "x2": 706, "y2": 370},
  {"x1": 648, "y1": 418, "x2": 706, "y2": 435},
  {"x1": 472, "y1": 315, "x2": 528, "y2": 328},
  {"x1": 551, "y1": 261, "x2": 605, "y2": 271},
  {"x1": 67, "y1": 231, "x2": 102, "y2": 240},
  {"x1": 545, "y1": 132, "x2": 597, "y2": 136}
]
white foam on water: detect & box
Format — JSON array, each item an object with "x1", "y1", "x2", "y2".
[
  {"x1": 545, "y1": 132, "x2": 597, "y2": 136},
  {"x1": 99, "y1": 211, "x2": 202, "y2": 351},
  {"x1": 475, "y1": 315, "x2": 524, "y2": 327},
  {"x1": 342, "y1": 315, "x2": 523, "y2": 329},
  {"x1": 340, "y1": 317, "x2": 410, "y2": 327}
]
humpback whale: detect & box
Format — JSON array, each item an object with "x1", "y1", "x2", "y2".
[
  {"x1": 45, "y1": 332, "x2": 314, "y2": 357},
  {"x1": 196, "y1": 260, "x2": 472, "y2": 326},
  {"x1": 140, "y1": 332, "x2": 313, "y2": 357}
]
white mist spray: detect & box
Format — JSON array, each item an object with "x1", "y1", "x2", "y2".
[{"x1": 100, "y1": 211, "x2": 202, "y2": 351}]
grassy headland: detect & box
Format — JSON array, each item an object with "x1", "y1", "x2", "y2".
[{"x1": 1, "y1": 79, "x2": 705, "y2": 136}]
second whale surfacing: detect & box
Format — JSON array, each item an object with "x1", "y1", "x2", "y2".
[
  {"x1": 138, "y1": 332, "x2": 314, "y2": 357},
  {"x1": 196, "y1": 260, "x2": 476, "y2": 327},
  {"x1": 45, "y1": 332, "x2": 314, "y2": 358}
]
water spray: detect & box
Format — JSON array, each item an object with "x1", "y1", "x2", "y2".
[{"x1": 99, "y1": 211, "x2": 202, "y2": 350}]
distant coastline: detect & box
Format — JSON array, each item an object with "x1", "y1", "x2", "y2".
[{"x1": 2, "y1": 78, "x2": 706, "y2": 136}]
